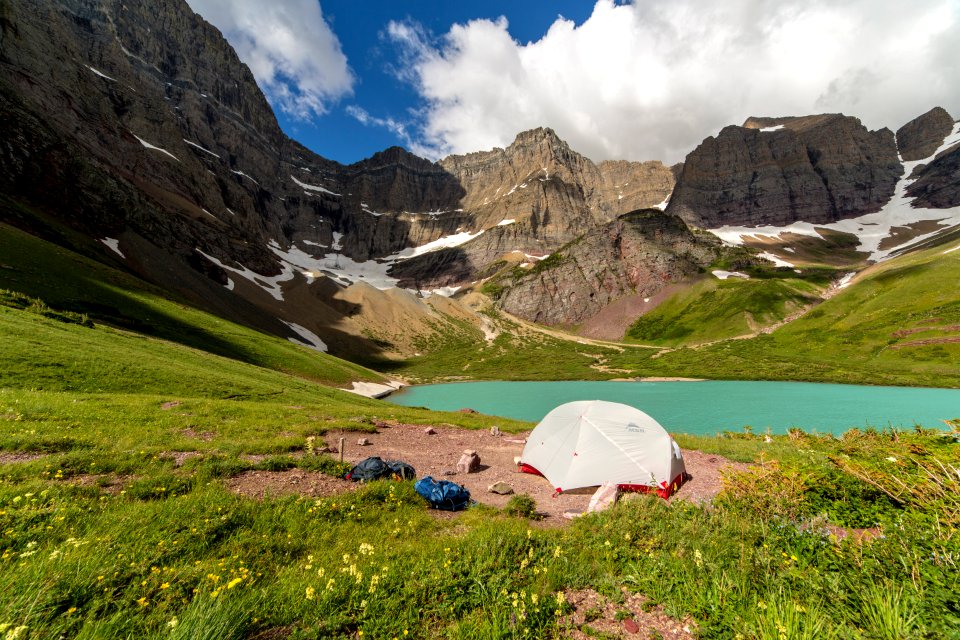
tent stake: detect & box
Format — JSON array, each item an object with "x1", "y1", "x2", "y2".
[{"x1": 338, "y1": 437, "x2": 345, "y2": 463}]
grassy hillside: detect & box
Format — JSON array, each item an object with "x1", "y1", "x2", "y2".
[
  {"x1": 0, "y1": 221, "x2": 380, "y2": 388},
  {"x1": 625, "y1": 276, "x2": 823, "y2": 347},
  {"x1": 396, "y1": 241, "x2": 960, "y2": 388}
]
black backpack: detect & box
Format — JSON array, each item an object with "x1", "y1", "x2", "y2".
[{"x1": 345, "y1": 457, "x2": 416, "y2": 482}]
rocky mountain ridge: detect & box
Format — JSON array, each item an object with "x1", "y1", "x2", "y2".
[
  {"x1": 667, "y1": 114, "x2": 903, "y2": 228},
  {"x1": 1, "y1": 0, "x2": 957, "y2": 354}
]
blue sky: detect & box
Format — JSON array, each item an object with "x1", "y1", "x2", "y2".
[
  {"x1": 186, "y1": 0, "x2": 959, "y2": 166},
  {"x1": 284, "y1": 1, "x2": 598, "y2": 164}
]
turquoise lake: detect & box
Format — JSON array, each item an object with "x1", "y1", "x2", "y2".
[{"x1": 388, "y1": 381, "x2": 960, "y2": 435}]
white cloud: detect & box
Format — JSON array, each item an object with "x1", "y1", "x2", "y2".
[
  {"x1": 186, "y1": 0, "x2": 353, "y2": 119},
  {"x1": 388, "y1": 0, "x2": 960, "y2": 163}
]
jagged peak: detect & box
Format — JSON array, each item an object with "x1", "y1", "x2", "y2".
[{"x1": 345, "y1": 145, "x2": 445, "y2": 174}]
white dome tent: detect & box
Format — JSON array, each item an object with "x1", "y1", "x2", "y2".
[{"x1": 519, "y1": 400, "x2": 686, "y2": 498}]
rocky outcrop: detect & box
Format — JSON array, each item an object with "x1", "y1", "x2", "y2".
[
  {"x1": 440, "y1": 128, "x2": 675, "y2": 245},
  {"x1": 496, "y1": 209, "x2": 720, "y2": 326},
  {"x1": 906, "y1": 144, "x2": 960, "y2": 208},
  {"x1": 668, "y1": 114, "x2": 901, "y2": 228},
  {"x1": 896, "y1": 107, "x2": 955, "y2": 162}
]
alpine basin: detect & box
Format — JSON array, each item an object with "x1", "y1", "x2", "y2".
[{"x1": 388, "y1": 380, "x2": 960, "y2": 435}]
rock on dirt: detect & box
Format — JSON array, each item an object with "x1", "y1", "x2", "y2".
[
  {"x1": 424, "y1": 427, "x2": 437, "y2": 435},
  {"x1": 488, "y1": 481, "x2": 514, "y2": 495},
  {"x1": 457, "y1": 449, "x2": 481, "y2": 473}
]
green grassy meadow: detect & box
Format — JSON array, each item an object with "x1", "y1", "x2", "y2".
[{"x1": 2, "y1": 200, "x2": 960, "y2": 636}]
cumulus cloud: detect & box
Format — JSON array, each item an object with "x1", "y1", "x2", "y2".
[
  {"x1": 387, "y1": 0, "x2": 960, "y2": 163},
  {"x1": 186, "y1": 0, "x2": 353, "y2": 119}
]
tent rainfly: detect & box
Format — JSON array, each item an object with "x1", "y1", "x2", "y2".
[{"x1": 519, "y1": 400, "x2": 686, "y2": 498}]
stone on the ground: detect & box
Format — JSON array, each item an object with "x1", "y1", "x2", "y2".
[
  {"x1": 459, "y1": 408, "x2": 477, "y2": 414},
  {"x1": 513, "y1": 456, "x2": 522, "y2": 466},
  {"x1": 623, "y1": 618, "x2": 640, "y2": 634},
  {"x1": 457, "y1": 449, "x2": 481, "y2": 473},
  {"x1": 504, "y1": 438, "x2": 527, "y2": 444},
  {"x1": 587, "y1": 482, "x2": 619, "y2": 513},
  {"x1": 424, "y1": 427, "x2": 436, "y2": 435},
  {"x1": 442, "y1": 470, "x2": 457, "y2": 476},
  {"x1": 357, "y1": 438, "x2": 370, "y2": 446},
  {"x1": 488, "y1": 481, "x2": 514, "y2": 495},
  {"x1": 490, "y1": 426, "x2": 501, "y2": 436}
]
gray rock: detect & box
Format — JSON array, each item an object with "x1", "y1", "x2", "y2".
[
  {"x1": 668, "y1": 114, "x2": 901, "y2": 228},
  {"x1": 357, "y1": 438, "x2": 370, "y2": 446},
  {"x1": 498, "y1": 209, "x2": 720, "y2": 325},
  {"x1": 423, "y1": 427, "x2": 437, "y2": 435},
  {"x1": 457, "y1": 450, "x2": 481, "y2": 474},
  {"x1": 490, "y1": 426, "x2": 501, "y2": 437},
  {"x1": 896, "y1": 107, "x2": 954, "y2": 162},
  {"x1": 487, "y1": 482, "x2": 514, "y2": 495}
]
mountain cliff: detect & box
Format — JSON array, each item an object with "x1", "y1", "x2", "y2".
[
  {"x1": 0, "y1": 0, "x2": 675, "y2": 356},
  {"x1": 667, "y1": 114, "x2": 902, "y2": 228},
  {"x1": 492, "y1": 209, "x2": 720, "y2": 326}
]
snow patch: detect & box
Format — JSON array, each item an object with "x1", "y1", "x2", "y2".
[
  {"x1": 291, "y1": 175, "x2": 339, "y2": 197},
  {"x1": 757, "y1": 251, "x2": 794, "y2": 268},
  {"x1": 281, "y1": 320, "x2": 328, "y2": 352},
  {"x1": 224, "y1": 278, "x2": 235, "y2": 291},
  {"x1": 712, "y1": 270, "x2": 749, "y2": 280},
  {"x1": 387, "y1": 230, "x2": 484, "y2": 260},
  {"x1": 760, "y1": 124, "x2": 785, "y2": 132},
  {"x1": 87, "y1": 66, "x2": 114, "y2": 81},
  {"x1": 836, "y1": 272, "x2": 857, "y2": 289},
  {"x1": 100, "y1": 237, "x2": 124, "y2": 258},
  {"x1": 195, "y1": 249, "x2": 295, "y2": 301},
  {"x1": 653, "y1": 193, "x2": 672, "y2": 211},
  {"x1": 424, "y1": 286, "x2": 461, "y2": 298},
  {"x1": 183, "y1": 139, "x2": 220, "y2": 158},
  {"x1": 710, "y1": 122, "x2": 960, "y2": 262},
  {"x1": 231, "y1": 170, "x2": 260, "y2": 186},
  {"x1": 497, "y1": 219, "x2": 516, "y2": 226},
  {"x1": 344, "y1": 380, "x2": 404, "y2": 399},
  {"x1": 131, "y1": 133, "x2": 179, "y2": 161}
]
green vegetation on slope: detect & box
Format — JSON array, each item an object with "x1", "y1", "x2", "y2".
[
  {"x1": 625, "y1": 277, "x2": 822, "y2": 346},
  {"x1": 0, "y1": 220, "x2": 380, "y2": 387},
  {"x1": 399, "y1": 240, "x2": 960, "y2": 388}
]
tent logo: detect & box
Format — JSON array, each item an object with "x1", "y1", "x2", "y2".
[{"x1": 625, "y1": 422, "x2": 645, "y2": 433}]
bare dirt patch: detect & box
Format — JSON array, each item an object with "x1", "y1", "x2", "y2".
[
  {"x1": 70, "y1": 473, "x2": 132, "y2": 495},
  {"x1": 0, "y1": 452, "x2": 48, "y2": 464},
  {"x1": 160, "y1": 401, "x2": 182, "y2": 410},
  {"x1": 320, "y1": 424, "x2": 747, "y2": 526},
  {"x1": 160, "y1": 451, "x2": 203, "y2": 467},
  {"x1": 180, "y1": 428, "x2": 216, "y2": 441},
  {"x1": 560, "y1": 588, "x2": 696, "y2": 639},
  {"x1": 893, "y1": 336, "x2": 960, "y2": 348},
  {"x1": 226, "y1": 469, "x2": 355, "y2": 500}
]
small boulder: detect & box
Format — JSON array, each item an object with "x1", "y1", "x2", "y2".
[
  {"x1": 424, "y1": 427, "x2": 437, "y2": 435},
  {"x1": 459, "y1": 408, "x2": 477, "y2": 414},
  {"x1": 488, "y1": 482, "x2": 514, "y2": 495},
  {"x1": 442, "y1": 469, "x2": 457, "y2": 476},
  {"x1": 623, "y1": 618, "x2": 640, "y2": 634},
  {"x1": 490, "y1": 426, "x2": 501, "y2": 437},
  {"x1": 457, "y1": 449, "x2": 481, "y2": 473},
  {"x1": 357, "y1": 438, "x2": 370, "y2": 446}
]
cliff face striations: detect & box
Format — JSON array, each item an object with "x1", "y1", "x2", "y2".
[
  {"x1": 667, "y1": 114, "x2": 902, "y2": 228},
  {"x1": 496, "y1": 209, "x2": 719, "y2": 326}
]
